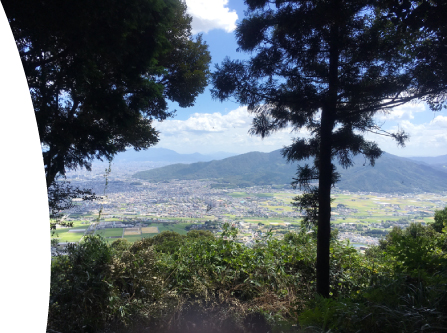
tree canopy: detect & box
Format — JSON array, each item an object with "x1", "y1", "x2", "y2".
[
  {"x1": 378, "y1": 0, "x2": 447, "y2": 110},
  {"x1": 3, "y1": 0, "x2": 211, "y2": 188},
  {"x1": 433, "y1": 206, "x2": 447, "y2": 233},
  {"x1": 211, "y1": 0, "x2": 443, "y2": 297}
]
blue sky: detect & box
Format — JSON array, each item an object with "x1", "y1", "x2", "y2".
[
  {"x1": 2, "y1": 0, "x2": 447, "y2": 159},
  {"x1": 158, "y1": 0, "x2": 447, "y2": 157}
]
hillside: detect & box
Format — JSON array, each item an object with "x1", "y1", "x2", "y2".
[
  {"x1": 337, "y1": 153, "x2": 447, "y2": 192},
  {"x1": 407, "y1": 154, "x2": 447, "y2": 174},
  {"x1": 113, "y1": 147, "x2": 236, "y2": 163},
  {"x1": 133, "y1": 150, "x2": 447, "y2": 193}
]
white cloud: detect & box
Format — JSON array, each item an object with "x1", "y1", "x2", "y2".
[
  {"x1": 157, "y1": 107, "x2": 252, "y2": 134},
  {"x1": 431, "y1": 115, "x2": 447, "y2": 128},
  {"x1": 376, "y1": 102, "x2": 426, "y2": 121},
  {"x1": 185, "y1": 0, "x2": 238, "y2": 34},
  {"x1": 154, "y1": 103, "x2": 447, "y2": 157},
  {"x1": 154, "y1": 106, "x2": 299, "y2": 154},
  {"x1": 365, "y1": 117, "x2": 447, "y2": 157}
]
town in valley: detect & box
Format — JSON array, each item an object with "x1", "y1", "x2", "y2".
[{"x1": 51, "y1": 161, "x2": 447, "y2": 253}]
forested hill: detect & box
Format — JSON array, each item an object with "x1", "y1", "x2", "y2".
[
  {"x1": 133, "y1": 150, "x2": 447, "y2": 193},
  {"x1": 113, "y1": 147, "x2": 235, "y2": 163}
]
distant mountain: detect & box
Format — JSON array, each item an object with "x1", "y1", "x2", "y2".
[
  {"x1": 133, "y1": 150, "x2": 447, "y2": 193},
  {"x1": 407, "y1": 155, "x2": 447, "y2": 165},
  {"x1": 337, "y1": 153, "x2": 447, "y2": 192},
  {"x1": 406, "y1": 155, "x2": 447, "y2": 173},
  {"x1": 113, "y1": 148, "x2": 236, "y2": 163}
]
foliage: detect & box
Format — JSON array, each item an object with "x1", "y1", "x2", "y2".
[
  {"x1": 378, "y1": 0, "x2": 447, "y2": 110},
  {"x1": 49, "y1": 236, "x2": 163, "y2": 332},
  {"x1": 3, "y1": 0, "x2": 211, "y2": 188},
  {"x1": 378, "y1": 223, "x2": 447, "y2": 278},
  {"x1": 299, "y1": 223, "x2": 447, "y2": 332},
  {"x1": 210, "y1": 0, "x2": 444, "y2": 297},
  {"x1": 48, "y1": 178, "x2": 97, "y2": 229},
  {"x1": 123, "y1": 230, "x2": 215, "y2": 255},
  {"x1": 49, "y1": 236, "x2": 116, "y2": 332},
  {"x1": 185, "y1": 229, "x2": 215, "y2": 240},
  {"x1": 48, "y1": 222, "x2": 447, "y2": 332},
  {"x1": 48, "y1": 230, "x2": 378, "y2": 332},
  {"x1": 433, "y1": 206, "x2": 447, "y2": 233}
]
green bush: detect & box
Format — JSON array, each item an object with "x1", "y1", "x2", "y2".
[
  {"x1": 186, "y1": 229, "x2": 215, "y2": 240},
  {"x1": 379, "y1": 223, "x2": 447, "y2": 278},
  {"x1": 433, "y1": 206, "x2": 447, "y2": 233},
  {"x1": 142, "y1": 230, "x2": 186, "y2": 254},
  {"x1": 47, "y1": 224, "x2": 447, "y2": 333},
  {"x1": 48, "y1": 236, "x2": 116, "y2": 332},
  {"x1": 298, "y1": 276, "x2": 447, "y2": 333},
  {"x1": 299, "y1": 224, "x2": 447, "y2": 333},
  {"x1": 48, "y1": 236, "x2": 163, "y2": 332}
]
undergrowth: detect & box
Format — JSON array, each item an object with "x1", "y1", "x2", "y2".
[{"x1": 48, "y1": 223, "x2": 447, "y2": 333}]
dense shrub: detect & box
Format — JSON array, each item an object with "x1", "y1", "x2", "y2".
[
  {"x1": 48, "y1": 222, "x2": 447, "y2": 333},
  {"x1": 433, "y1": 206, "x2": 447, "y2": 233},
  {"x1": 378, "y1": 223, "x2": 447, "y2": 278},
  {"x1": 298, "y1": 223, "x2": 447, "y2": 332},
  {"x1": 48, "y1": 236, "x2": 162, "y2": 332},
  {"x1": 48, "y1": 236, "x2": 116, "y2": 332}
]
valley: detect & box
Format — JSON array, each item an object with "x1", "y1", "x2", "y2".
[{"x1": 52, "y1": 163, "x2": 447, "y2": 250}]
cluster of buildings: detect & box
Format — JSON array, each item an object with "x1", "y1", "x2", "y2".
[{"x1": 59, "y1": 167, "x2": 447, "y2": 250}]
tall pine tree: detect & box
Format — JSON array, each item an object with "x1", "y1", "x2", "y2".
[{"x1": 212, "y1": 0, "x2": 436, "y2": 297}]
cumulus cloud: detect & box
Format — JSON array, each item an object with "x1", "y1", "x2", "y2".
[
  {"x1": 376, "y1": 102, "x2": 426, "y2": 121},
  {"x1": 185, "y1": 0, "x2": 238, "y2": 34},
  {"x1": 153, "y1": 106, "x2": 298, "y2": 154},
  {"x1": 157, "y1": 107, "x2": 252, "y2": 134},
  {"x1": 154, "y1": 102, "x2": 447, "y2": 157},
  {"x1": 430, "y1": 115, "x2": 447, "y2": 128},
  {"x1": 365, "y1": 116, "x2": 447, "y2": 157}
]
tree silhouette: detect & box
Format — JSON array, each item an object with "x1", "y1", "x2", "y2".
[
  {"x1": 4, "y1": 0, "x2": 211, "y2": 188},
  {"x1": 212, "y1": 0, "x2": 441, "y2": 297}
]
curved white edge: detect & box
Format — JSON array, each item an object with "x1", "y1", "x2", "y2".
[{"x1": 0, "y1": 4, "x2": 49, "y2": 332}]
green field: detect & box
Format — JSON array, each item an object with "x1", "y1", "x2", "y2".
[
  {"x1": 152, "y1": 223, "x2": 189, "y2": 235},
  {"x1": 224, "y1": 190, "x2": 447, "y2": 230},
  {"x1": 95, "y1": 228, "x2": 123, "y2": 238},
  {"x1": 120, "y1": 223, "x2": 191, "y2": 242},
  {"x1": 51, "y1": 228, "x2": 85, "y2": 243},
  {"x1": 53, "y1": 191, "x2": 446, "y2": 245},
  {"x1": 229, "y1": 192, "x2": 274, "y2": 198},
  {"x1": 327, "y1": 193, "x2": 446, "y2": 224}
]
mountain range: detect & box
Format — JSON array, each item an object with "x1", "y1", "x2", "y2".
[
  {"x1": 113, "y1": 148, "x2": 236, "y2": 163},
  {"x1": 407, "y1": 155, "x2": 447, "y2": 173},
  {"x1": 133, "y1": 150, "x2": 447, "y2": 193}
]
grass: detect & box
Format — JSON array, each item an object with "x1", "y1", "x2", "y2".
[
  {"x1": 153, "y1": 223, "x2": 188, "y2": 235},
  {"x1": 123, "y1": 235, "x2": 143, "y2": 242},
  {"x1": 95, "y1": 228, "x2": 123, "y2": 238},
  {"x1": 228, "y1": 192, "x2": 249, "y2": 198},
  {"x1": 141, "y1": 227, "x2": 158, "y2": 233},
  {"x1": 51, "y1": 228, "x2": 85, "y2": 242}
]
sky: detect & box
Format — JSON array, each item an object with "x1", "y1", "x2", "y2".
[
  {"x1": 153, "y1": 0, "x2": 447, "y2": 157},
  {"x1": 3, "y1": 0, "x2": 446, "y2": 158}
]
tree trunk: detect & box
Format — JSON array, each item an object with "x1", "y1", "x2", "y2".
[
  {"x1": 316, "y1": 12, "x2": 339, "y2": 297},
  {"x1": 317, "y1": 107, "x2": 334, "y2": 298}
]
